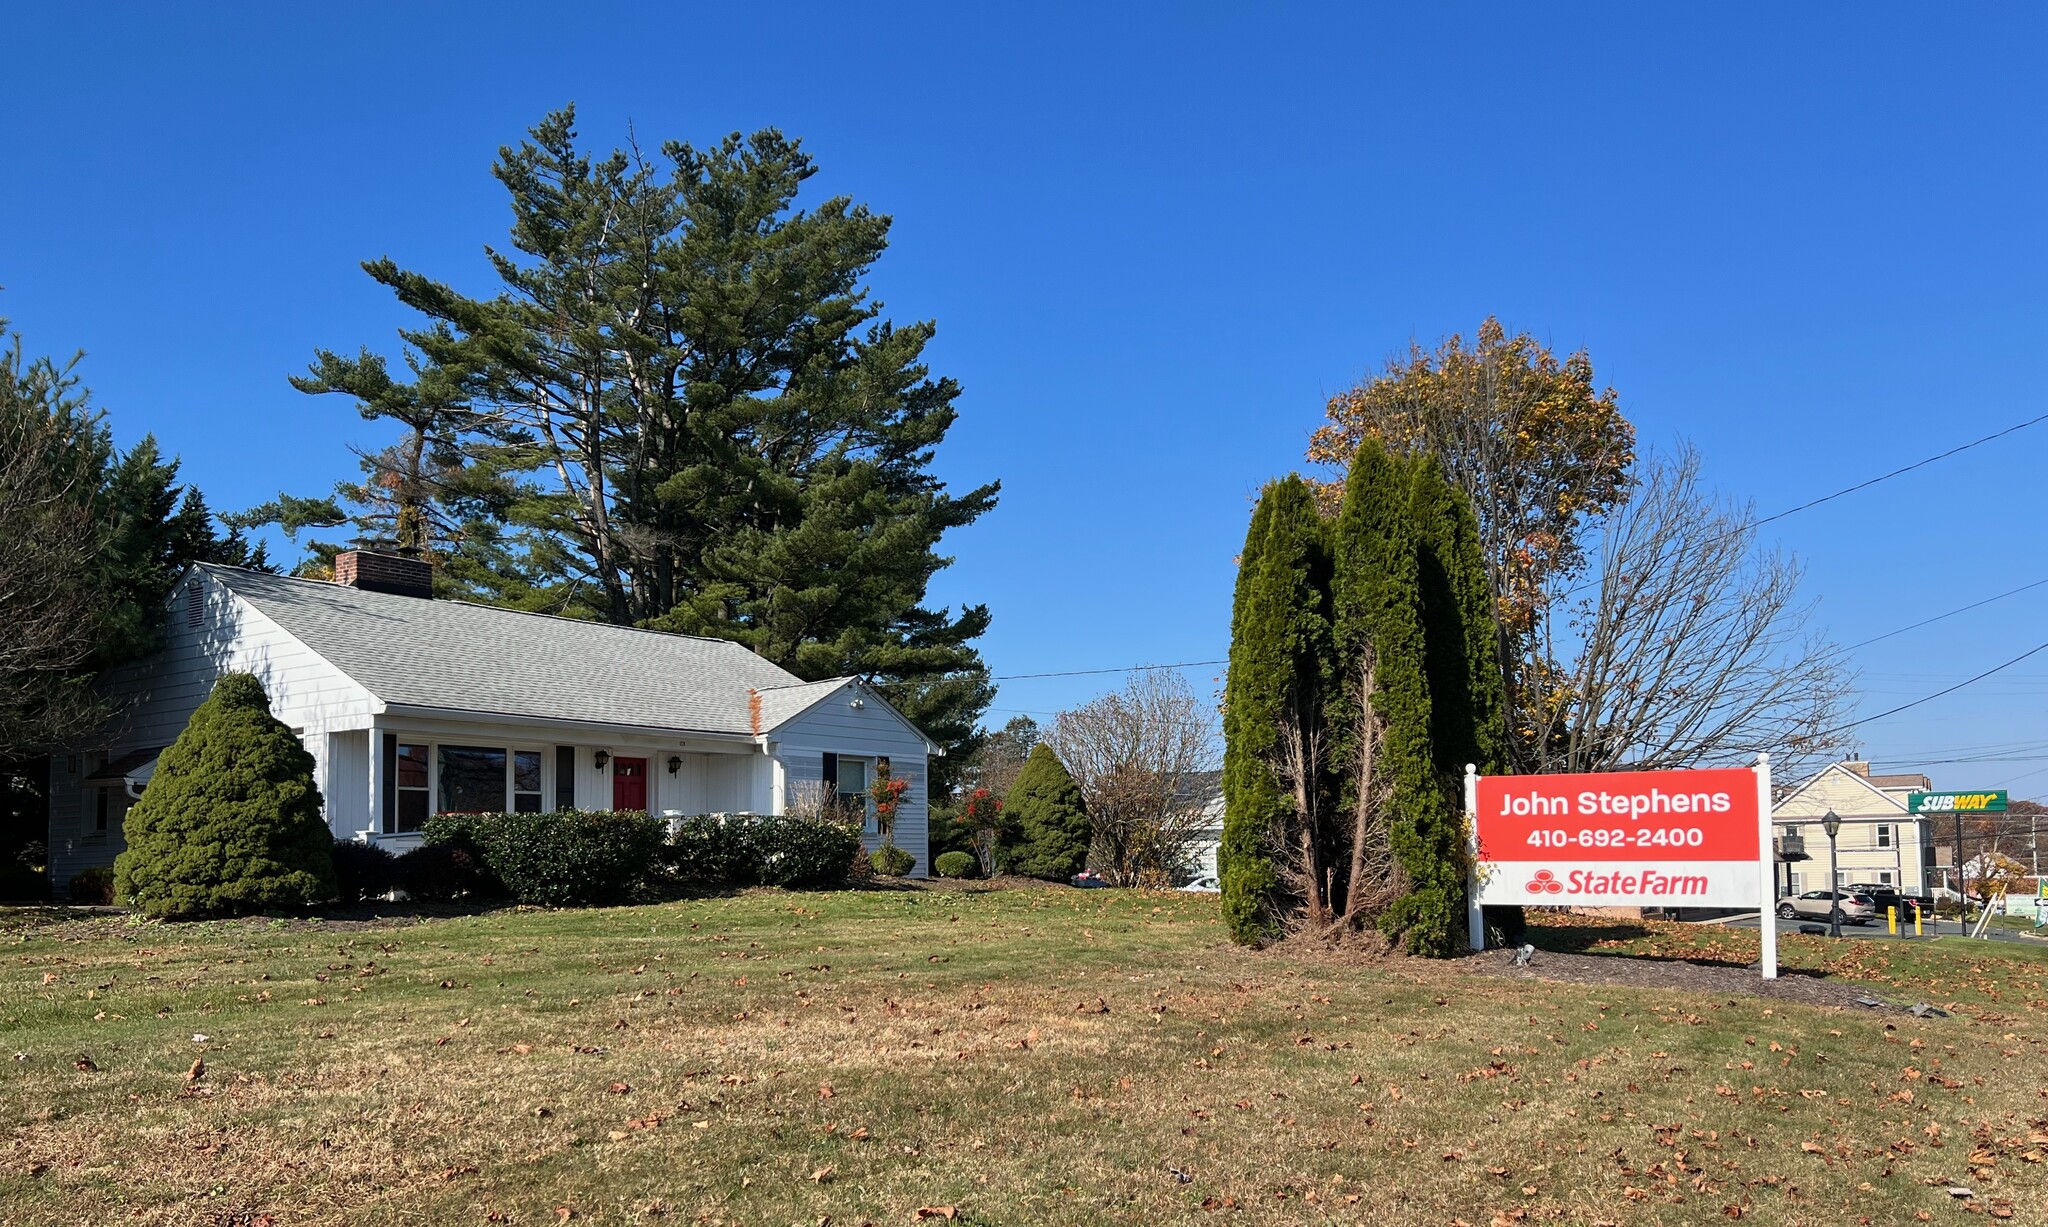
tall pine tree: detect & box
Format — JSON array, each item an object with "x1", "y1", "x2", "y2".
[
  {"x1": 1220, "y1": 477, "x2": 1333, "y2": 944},
  {"x1": 283, "y1": 109, "x2": 996, "y2": 788}
]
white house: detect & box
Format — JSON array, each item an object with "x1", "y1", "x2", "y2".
[
  {"x1": 50, "y1": 552, "x2": 938, "y2": 893},
  {"x1": 1772, "y1": 760, "x2": 1933, "y2": 898}
]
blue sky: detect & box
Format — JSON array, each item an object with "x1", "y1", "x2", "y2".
[{"x1": 5, "y1": 5, "x2": 2045, "y2": 797}]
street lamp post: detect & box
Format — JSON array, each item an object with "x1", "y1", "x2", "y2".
[{"x1": 1823, "y1": 810, "x2": 1843, "y2": 939}]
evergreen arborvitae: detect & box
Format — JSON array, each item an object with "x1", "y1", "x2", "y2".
[
  {"x1": 1005, "y1": 744, "x2": 1090, "y2": 881},
  {"x1": 1408, "y1": 456, "x2": 1512, "y2": 940},
  {"x1": 1221, "y1": 477, "x2": 1333, "y2": 943},
  {"x1": 1331, "y1": 441, "x2": 1455, "y2": 955},
  {"x1": 113, "y1": 674, "x2": 335, "y2": 918}
]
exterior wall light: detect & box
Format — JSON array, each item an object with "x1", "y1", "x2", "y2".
[
  {"x1": 594, "y1": 749, "x2": 611, "y2": 770},
  {"x1": 667, "y1": 755, "x2": 682, "y2": 775}
]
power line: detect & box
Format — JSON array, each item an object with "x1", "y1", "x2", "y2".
[
  {"x1": 1836, "y1": 575, "x2": 2048, "y2": 653},
  {"x1": 1748, "y1": 410, "x2": 2048, "y2": 532},
  {"x1": 1813, "y1": 637, "x2": 2048, "y2": 740},
  {"x1": 989, "y1": 659, "x2": 1225, "y2": 682},
  {"x1": 1557, "y1": 410, "x2": 2048, "y2": 602},
  {"x1": 982, "y1": 418, "x2": 2048, "y2": 691}
]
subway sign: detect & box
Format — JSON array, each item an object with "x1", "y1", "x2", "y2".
[{"x1": 1907, "y1": 790, "x2": 2008, "y2": 814}]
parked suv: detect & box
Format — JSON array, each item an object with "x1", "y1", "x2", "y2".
[
  {"x1": 1778, "y1": 889, "x2": 1878, "y2": 924},
  {"x1": 1846, "y1": 884, "x2": 1915, "y2": 920}
]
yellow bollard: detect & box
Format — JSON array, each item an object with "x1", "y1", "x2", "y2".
[
  {"x1": 1913, "y1": 905, "x2": 1923, "y2": 937},
  {"x1": 1888, "y1": 905, "x2": 1897, "y2": 935}
]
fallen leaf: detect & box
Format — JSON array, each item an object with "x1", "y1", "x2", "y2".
[{"x1": 913, "y1": 1209, "x2": 957, "y2": 1222}]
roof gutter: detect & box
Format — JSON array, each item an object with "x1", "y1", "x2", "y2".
[{"x1": 374, "y1": 703, "x2": 762, "y2": 747}]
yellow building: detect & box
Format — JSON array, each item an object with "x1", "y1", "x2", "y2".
[{"x1": 1773, "y1": 761, "x2": 1931, "y2": 897}]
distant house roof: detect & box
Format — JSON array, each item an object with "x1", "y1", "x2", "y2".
[
  {"x1": 1869, "y1": 773, "x2": 1932, "y2": 790},
  {"x1": 202, "y1": 564, "x2": 852, "y2": 738}
]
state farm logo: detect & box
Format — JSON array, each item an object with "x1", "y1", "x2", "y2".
[{"x1": 1525, "y1": 869, "x2": 1565, "y2": 895}]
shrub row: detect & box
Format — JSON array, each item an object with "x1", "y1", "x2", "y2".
[
  {"x1": 668, "y1": 813, "x2": 862, "y2": 889},
  {"x1": 320, "y1": 810, "x2": 869, "y2": 909},
  {"x1": 424, "y1": 810, "x2": 666, "y2": 907}
]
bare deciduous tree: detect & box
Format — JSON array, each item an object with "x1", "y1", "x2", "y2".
[
  {"x1": 1048, "y1": 673, "x2": 1217, "y2": 887},
  {"x1": 1527, "y1": 445, "x2": 1853, "y2": 778}
]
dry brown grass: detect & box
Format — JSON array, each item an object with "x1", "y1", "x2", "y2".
[{"x1": 3, "y1": 891, "x2": 2045, "y2": 1225}]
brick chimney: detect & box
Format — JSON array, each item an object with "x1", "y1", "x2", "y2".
[
  {"x1": 1842, "y1": 760, "x2": 1871, "y2": 777},
  {"x1": 333, "y1": 550, "x2": 434, "y2": 599}
]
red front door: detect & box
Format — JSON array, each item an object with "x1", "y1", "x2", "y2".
[{"x1": 612, "y1": 757, "x2": 648, "y2": 811}]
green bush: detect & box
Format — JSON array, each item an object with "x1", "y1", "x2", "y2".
[
  {"x1": 750, "y1": 814, "x2": 860, "y2": 888},
  {"x1": 425, "y1": 810, "x2": 665, "y2": 907},
  {"x1": 69, "y1": 865, "x2": 115, "y2": 905},
  {"x1": 113, "y1": 673, "x2": 336, "y2": 919},
  {"x1": 330, "y1": 840, "x2": 398, "y2": 903},
  {"x1": 870, "y1": 843, "x2": 916, "y2": 877},
  {"x1": 666, "y1": 813, "x2": 859, "y2": 889},
  {"x1": 395, "y1": 842, "x2": 497, "y2": 902},
  {"x1": 1007, "y1": 746, "x2": 1090, "y2": 881},
  {"x1": 668, "y1": 814, "x2": 760, "y2": 884},
  {"x1": 933, "y1": 850, "x2": 977, "y2": 879}
]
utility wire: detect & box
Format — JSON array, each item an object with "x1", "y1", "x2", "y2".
[
  {"x1": 985, "y1": 416, "x2": 2048, "y2": 686},
  {"x1": 989, "y1": 659, "x2": 1225, "y2": 682},
  {"x1": 1836, "y1": 575, "x2": 2048, "y2": 653},
  {"x1": 1748, "y1": 410, "x2": 2048, "y2": 532},
  {"x1": 1557, "y1": 410, "x2": 2048, "y2": 603},
  {"x1": 1812, "y1": 637, "x2": 2048, "y2": 740}
]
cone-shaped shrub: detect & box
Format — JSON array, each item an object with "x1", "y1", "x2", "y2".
[
  {"x1": 114, "y1": 673, "x2": 335, "y2": 918},
  {"x1": 1221, "y1": 476, "x2": 1334, "y2": 943},
  {"x1": 1006, "y1": 744, "x2": 1090, "y2": 881},
  {"x1": 1331, "y1": 443, "x2": 1453, "y2": 955}
]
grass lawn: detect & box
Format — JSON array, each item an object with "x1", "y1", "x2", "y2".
[{"x1": 4, "y1": 889, "x2": 2046, "y2": 1226}]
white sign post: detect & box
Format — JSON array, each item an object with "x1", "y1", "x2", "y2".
[{"x1": 1755, "y1": 752, "x2": 1777, "y2": 980}]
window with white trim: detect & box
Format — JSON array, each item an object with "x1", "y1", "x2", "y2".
[
  {"x1": 395, "y1": 743, "x2": 431, "y2": 832},
  {"x1": 836, "y1": 756, "x2": 874, "y2": 833},
  {"x1": 1876, "y1": 824, "x2": 1893, "y2": 849}
]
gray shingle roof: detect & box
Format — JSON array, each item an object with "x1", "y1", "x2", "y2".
[
  {"x1": 753, "y1": 678, "x2": 852, "y2": 731},
  {"x1": 204, "y1": 565, "x2": 826, "y2": 736}
]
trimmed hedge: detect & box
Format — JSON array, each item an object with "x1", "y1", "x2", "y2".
[
  {"x1": 331, "y1": 840, "x2": 398, "y2": 903},
  {"x1": 933, "y1": 850, "x2": 977, "y2": 879},
  {"x1": 423, "y1": 810, "x2": 664, "y2": 907},
  {"x1": 751, "y1": 814, "x2": 862, "y2": 888},
  {"x1": 667, "y1": 813, "x2": 861, "y2": 889},
  {"x1": 396, "y1": 841, "x2": 499, "y2": 902}
]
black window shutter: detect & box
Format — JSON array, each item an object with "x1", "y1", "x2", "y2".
[
  {"x1": 380, "y1": 734, "x2": 397, "y2": 833},
  {"x1": 821, "y1": 752, "x2": 838, "y2": 789},
  {"x1": 555, "y1": 746, "x2": 576, "y2": 811}
]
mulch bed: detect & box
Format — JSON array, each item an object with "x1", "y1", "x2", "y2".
[{"x1": 1463, "y1": 945, "x2": 1916, "y2": 1011}]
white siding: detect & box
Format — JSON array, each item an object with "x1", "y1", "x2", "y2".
[
  {"x1": 772, "y1": 686, "x2": 933, "y2": 877},
  {"x1": 51, "y1": 572, "x2": 376, "y2": 892},
  {"x1": 325, "y1": 731, "x2": 371, "y2": 839}
]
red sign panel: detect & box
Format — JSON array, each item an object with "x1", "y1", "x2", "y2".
[{"x1": 1472, "y1": 768, "x2": 1762, "y2": 908}]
